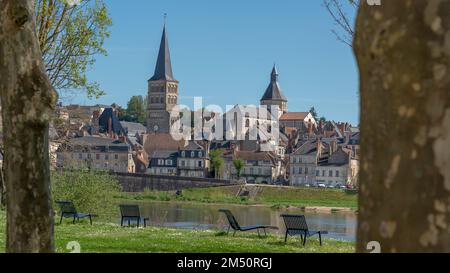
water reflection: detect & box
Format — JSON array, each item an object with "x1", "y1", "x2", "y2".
[{"x1": 132, "y1": 202, "x2": 356, "y2": 241}]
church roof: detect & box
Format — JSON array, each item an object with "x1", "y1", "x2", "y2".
[
  {"x1": 261, "y1": 65, "x2": 287, "y2": 102},
  {"x1": 280, "y1": 112, "x2": 310, "y2": 121},
  {"x1": 150, "y1": 25, "x2": 176, "y2": 82}
]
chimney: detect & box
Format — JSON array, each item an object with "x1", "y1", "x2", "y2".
[
  {"x1": 319, "y1": 120, "x2": 324, "y2": 134},
  {"x1": 108, "y1": 117, "x2": 113, "y2": 138},
  {"x1": 316, "y1": 139, "x2": 322, "y2": 157},
  {"x1": 330, "y1": 140, "x2": 338, "y2": 154},
  {"x1": 308, "y1": 119, "x2": 313, "y2": 137},
  {"x1": 91, "y1": 110, "x2": 100, "y2": 135}
]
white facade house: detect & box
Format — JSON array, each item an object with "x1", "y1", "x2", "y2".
[
  {"x1": 289, "y1": 140, "x2": 359, "y2": 187},
  {"x1": 289, "y1": 140, "x2": 325, "y2": 186}
]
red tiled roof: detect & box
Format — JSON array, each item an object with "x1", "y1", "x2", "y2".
[{"x1": 280, "y1": 112, "x2": 310, "y2": 121}]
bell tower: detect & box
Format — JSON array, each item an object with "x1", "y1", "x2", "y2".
[
  {"x1": 147, "y1": 20, "x2": 179, "y2": 133},
  {"x1": 260, "y1": 65, "x2": 288, "y2": 117}
]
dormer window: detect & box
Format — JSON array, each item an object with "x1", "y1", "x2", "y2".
[
  {"x1": 198, "y1": 151, "x2": 203, "y2": 157},
  {"x1": 191, "y1": 151, "x2": 195, "y2": 158},
  {"x1": 181, "y1": 151, "x2": 185, "y2": 157}
]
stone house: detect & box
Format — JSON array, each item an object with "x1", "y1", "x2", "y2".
[
  {"x1": 148, "y1": 150, "x2": 178, "y2": 175},
  {"x1": 177, "y1": 141, "x2": 209, "y2": 178},
  {"x1": 289, "y1": 139, "x2": 328, "y2": 186},
  {"x1": 315, "y1": 147, "x2": 359, "y2": 187},
  {"x1": 56, "y1": 136, "x2": 135, "y2": 173},
  {"x1": 279, "y1": 112, "x2": 317, "y2": 130},
  {"x1": 223, "y1": 150, "x2": 280, "y2": 184}
]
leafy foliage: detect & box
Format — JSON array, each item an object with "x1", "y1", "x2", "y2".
[
  {"x1": 120, "y1": 95, "x2": 147, "y2": 125},
  {"x1": 209, "y1": 149, "x2": 224, "y2": 178},
  {"x1": 35, "y1": 0, "x2": 112, "y2": 99},
  {"x1": 232, "y1": 159, "x2": 245, "y2": 179},
  {"x1": 51, "y1": 169, "x2": 122, "y2": 220}
]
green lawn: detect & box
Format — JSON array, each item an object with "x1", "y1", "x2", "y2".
[
  {"x1": 117, "y1": 185, "x2": 358, "y2": 209},
  {"x1": 0, "y1": 211, "x2": 354, "y2": 253}
]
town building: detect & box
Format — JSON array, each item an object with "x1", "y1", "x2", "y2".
[
  {"x1": 289, "y1": 139, "x2": 328, "y2": 186},
  {"x1": 315, "y1": 147, "x2": 359, "y2": 187},
  {"x1": 177, "y1": 141, "x2": 209, "y2": 178},
  {"x1": 56, "y1": 136, "x2": 135, "y2": 173},
  {"x1": 120, "y1": 121, "x2": 147, "y2": 148},
  {"x1": 148, "y1": 150, "x2": 178, "y2": 175},
  {"x1": 279, "y1": 112, "x2": 317, "y2": 130},
  {"x1": 222, "y1": 150, "x2": 281, "y2": 184},
  {"x1": 288, "y1": 138, "x2": 359, "y2": 187}
]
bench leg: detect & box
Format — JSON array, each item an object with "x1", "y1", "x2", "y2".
[
  {"x1": 303, "y1": 232, "x2": 307, "y2": 246},
  {"x1": 319, "y1": 232, "x2": 322, "y2": 246},
  {"x1": 137, "y1": 217, "x2": 140, "y2": 228},
  {"x1": 257, "y1": 229, "x2": 261, "y2": 238},
  {"x1": 89, "y1": 215, "x2": 92, "y2": 225},
  {"x1": 144, "y1": 219, "x2": 147, "y2": 228},
  {"x1": 264, "y1": 228, "x2": 267, "y2": 237},
  {"x1": 60, "y1": 214, "x2": 64, "y2": 225},
  {"x1": 73, "y1": 216, "x2": 76, "y2": 224},
  {"x1": 233, "y1": 230, "x2": 237, "y2": 237},
  {"x1": 128, "y1": 219, "x2": 131, "y2": 227},
  {"x1": 284, "y1": 231, "x2": 288, "y2": 243},
  {"x1": 226, "y1": 225, "x2": 230, "y2": 234},
  {"x1": 121, "y1": 217, "x2": 124, "y2": 227}
]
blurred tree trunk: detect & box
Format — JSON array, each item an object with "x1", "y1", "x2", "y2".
[
  {"x1": 0, "y1": 149, "x2": 4, "y2": 207},
  {"x1": 0, "y1": 0, "x2": 57, "y2": 252},
  {"x1": 355, "y1": 1, "x2": 450, "y2": 252}
]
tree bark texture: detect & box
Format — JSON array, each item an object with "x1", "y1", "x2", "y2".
[
  {"x1": 0, "y1": 0, "x2": 57, "y2": 252},
  {"x1": 355, "y1": 0, "x2": 450, "y2": 252}
]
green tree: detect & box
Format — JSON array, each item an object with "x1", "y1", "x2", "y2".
[
  {"x1": 209, "y1": 149, "x2": 224, "y2": 179},
  {"x1": 309, "y1": 107, "x2": 318, "y2": 121},
  {"x1": 232, "y1": 159, "x2": 245, "y2": 179},
  {"x1": 36, "y1": 0, "x2": 112, "y2": 99},
  {"x1": 123, "y1": 96, "x2": 146, "y2": 125}
]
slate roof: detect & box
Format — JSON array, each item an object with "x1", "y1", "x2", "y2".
[
  {"x1": 120, "y1": 121, "x2": 146, "y2": 135},
  {"x1": 261, "y1": 66, "x2": 287, "y2": 102},
  {"x1": 149, "y1": 25, "x2": 176, "y2": 82},
  {"x1": 68, "y1": 136, "x2": 128, "y2": 147},
  {"x1": 98, "y1": 108, "x2": 125, "y2": 135},
  {"x1": 235, "y1": 151, "x2": 277, "y2": 165},
  {"x1": 151, "y1": 150, "x2": 178, "y2": 159},
  {"x1": 180, "y1": 141, "x2": 204, "y2": 151}
]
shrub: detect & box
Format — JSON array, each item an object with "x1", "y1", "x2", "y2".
[{"x1": 51, "y1": 169, "x2": 122, "y2": 220}]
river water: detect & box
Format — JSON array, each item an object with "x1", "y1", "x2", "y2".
[{"x1": 131, "y1": 202, "x2": 356, "y2": 241}]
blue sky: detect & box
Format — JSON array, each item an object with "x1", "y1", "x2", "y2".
[{"x1": 69, "y1": 0, "x2": 359, "y2": 125}]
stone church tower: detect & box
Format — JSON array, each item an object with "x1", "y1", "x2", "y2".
[
  {"x1": 260, "y1": 65, "x2": 288, "y2": 117},
  {"x1": 147, "y1": 24, "x2": 179, "y2": 133}
]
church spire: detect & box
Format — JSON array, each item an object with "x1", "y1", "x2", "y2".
[
  {"x1": 271, "y1": 64, "x2": 278, "y2": 82},
  {"x1": 150, "y1": 17, "x2": 176, "y2": 82},
  {"x1": 261, "y1": 65, "x2": 287, "y2": 102}
]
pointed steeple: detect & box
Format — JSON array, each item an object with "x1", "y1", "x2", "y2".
[
  {"x1": 150, "y1": 20, "x2": 176, "y2": 81},
  {"x1": 271, "y1": 64, "x2": 279, "y2": 82},
  {"x1": 261, "y1": 65, "x2": 287, "y2": 102}
]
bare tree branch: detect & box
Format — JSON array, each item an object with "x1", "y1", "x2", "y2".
[{"x1": 323, "y1": 0, "x2": 358, "y2": 47}]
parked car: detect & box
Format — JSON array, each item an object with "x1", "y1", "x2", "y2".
[
  {"x1": 318, "y1": 183, "x2": 326, "y2": 188},
  {"x1": 305, "y1": 184, "x2": 311, "y2": 188}
]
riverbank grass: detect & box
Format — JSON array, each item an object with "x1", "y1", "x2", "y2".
[
  {"x1": 0, "y1": 211, "x2": 354, "y2": 253},
  {"x1": 118, "y1": 185, "x2": 358, "y2": 209}
]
